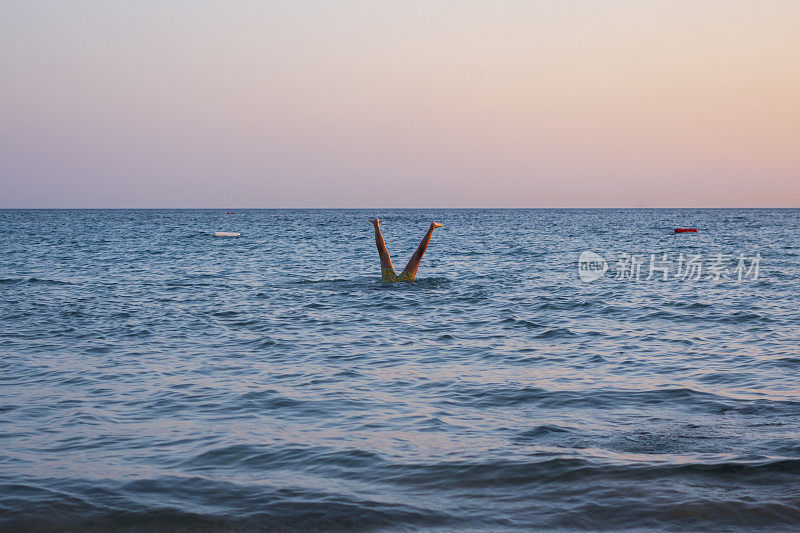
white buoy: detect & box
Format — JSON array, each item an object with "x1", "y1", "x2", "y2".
[{"x1": 214, "y1": 232, "x2": 240, "y2": 237}]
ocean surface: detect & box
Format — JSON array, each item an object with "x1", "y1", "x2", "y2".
[{"x1": 1, "y1": 208, "x2": 799, "y2": 532}]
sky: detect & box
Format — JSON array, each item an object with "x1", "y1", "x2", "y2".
[{"x1": 1, "y1": 1, "x2": 798, "y2": 208}]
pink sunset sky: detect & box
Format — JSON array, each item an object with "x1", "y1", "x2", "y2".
[{"x1": 1, "y1": 1, "x2": 798, "y2": 207}]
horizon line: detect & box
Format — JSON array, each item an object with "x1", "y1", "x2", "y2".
[{"x1": 2, "y1": 206, "x2": 799, "y2": 210}]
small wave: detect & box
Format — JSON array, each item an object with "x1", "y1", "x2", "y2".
[
  {"x1": 698, "y1": 372, "x2": 751, "y2": 385},
  {"x1": 672, "y1": 301, "x2": 711, "y2": 310},
  {"x1": 536, "y1": 299, "x2": 594, "y2": 311},
  {"x1": 0, "y1": 477, "x2": 451, "y2": 532},
  {"x1": 710, "y1": 398, "x2": 800, "y2": 416},
  {"x1": 770, "y1": 357, "x2": 800, "y2": 368},
  {"x1": 181, "y1": 443, "x2": 385, "y2": 473},
  {"x1": 211, "y1": 310, "x2": 239, "y2": 317},
  {"x1": 409, "y1": 277, "x2": 452, "y2": 288},
  {"x1": 535, "y1": 327, "x2": 576, "y2": 339},
  {"x1": 0, "y1": 277, "x2": 73, "y2": 285},
  {"x1": 293, "y1": 277, "x2": 351, "y2": 285},
  {"x1": 248, "y1": 337, "x2": 280, "y2": 349},
  {"x1": 439, "y1": 385, "x2": 782, "y2": 412},
  {"x1": 84, "y1": 345, "x2": 112, "y2": 354},
  {"x1": 518, "y1": 425, "x2": 573, "y2": 438},
  {"x1": 642, "y1": 309, "x2": 694, "y2": 321},
  {"x1": 715, "y1": 311, "x2": 773, "y2": 324},
  {"x1": 500, "y1": 317, "x2": 544, "y2": 329},
  {"x1": 237, "y1": 390, "x2": 305, "y2": 411}
]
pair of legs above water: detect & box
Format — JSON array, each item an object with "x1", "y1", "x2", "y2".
[{"x1": 370, "y1": 218, "x2": 443, "y2": 283}]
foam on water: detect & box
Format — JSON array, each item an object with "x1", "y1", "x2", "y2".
[{"x1": 1, "y1": 208, "x2": 799, "y2": 531}]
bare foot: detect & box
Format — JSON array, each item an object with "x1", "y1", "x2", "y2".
[
  {"x1": 431, "y1": 222, "x2": 443, "y2": 229},
  {"x1": 369, "y1": 218, "x2": 379, "y2": 226}
]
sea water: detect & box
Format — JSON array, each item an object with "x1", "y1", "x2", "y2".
[{"x1": 1, "y1": 209, "x2": 798, "y2": 531}]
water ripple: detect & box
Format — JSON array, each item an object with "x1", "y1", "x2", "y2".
[{"x1": 1, "y1": 208, "x2": 798, "y2": 531}]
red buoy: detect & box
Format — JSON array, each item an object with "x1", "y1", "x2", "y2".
[{"x1": 674, "y1": 228, "x2": 697, "y2": 233}]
